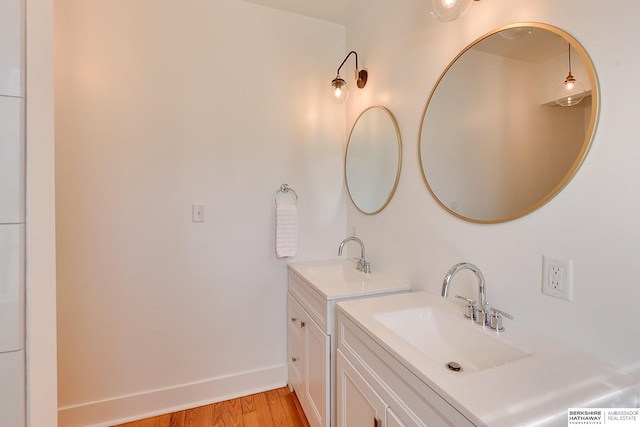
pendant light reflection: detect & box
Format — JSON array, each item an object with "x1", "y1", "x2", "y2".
[
  {"x1": 430, "y1": 0, "x2": 478, "y2": 22},
  {"x1": 554, "y1": 44, "x2": 586, "y2": 107},
  {"x1": 330, "y1": 51, "x2": 368, "y2": 104}
]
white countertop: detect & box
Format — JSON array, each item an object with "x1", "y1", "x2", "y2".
[
  {"x1": 337, "y1": 291, "x2": 640, "y2": 427},
  {"x1": 288, "y1": 259, "x2": 410, "y2": 300}
]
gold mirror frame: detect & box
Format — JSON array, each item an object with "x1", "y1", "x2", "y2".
[
  {"x1": 346, "y1": 106, "x2": 402, "y2": 215},
  {"x1": 419, "y1": 23, "x2": 599, "y2": 224}
]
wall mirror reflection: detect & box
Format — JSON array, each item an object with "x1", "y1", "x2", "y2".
[
  {"x1": 419, "y1": 23, "x2": 599, "y2": 223},
  {"x1": 346, "y1": 106, "x2": 402, "y2": 214}
]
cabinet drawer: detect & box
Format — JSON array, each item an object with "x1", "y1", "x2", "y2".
[
  {"x1": 288, "y1": 292, "x2": 305, "y2": 341},
  {"x1": 288, "y1": 337, "x2": 304, "y2": 392},
  {"x1": 287, "y1": 293, "x2": 304, "y2": 388},
  {"x1": 288, "y1": 271, "x2": 328, "y2": 334}
]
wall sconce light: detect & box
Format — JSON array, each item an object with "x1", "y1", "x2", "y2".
[
  {"x1": 330, "y1": 51, "x2": 368, "y2": 104},
  {"x1": 431, "y1": 0, "x2": 481, "y2": 22},
  {"x1": 554, "y1": 43, "x2": 586, "y2": 107}
]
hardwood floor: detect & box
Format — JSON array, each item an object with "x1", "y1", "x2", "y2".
[{"x1": 112, "y1": 387, "x2": 311, "y2": 427}]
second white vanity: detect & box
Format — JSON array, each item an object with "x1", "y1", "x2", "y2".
[
  {"x1": 287, "y1": 259, "x2": 410, "y2": 427},
  {"x1": 336, "y1": 292, "x2": 640, "y2": 427}
]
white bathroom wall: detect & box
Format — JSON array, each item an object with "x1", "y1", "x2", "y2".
[
  {"x1": 345, "y1": 0, "x2": 640, "y2": 374},
  {"x1": 54, "y1": 0, "x2": 346, "y2": 425}
]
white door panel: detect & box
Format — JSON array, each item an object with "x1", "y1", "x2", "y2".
[
  {"x1": 0, "y1": 350, "x2": 25, "y2": 426},
  {"x1": 0, "y1": 225, "x2": 24, "y2": 352}
]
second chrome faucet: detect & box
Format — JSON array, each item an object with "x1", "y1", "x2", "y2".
[
  {"x1": 338, "y1": 237, "x2": 371, "y2": 273},
  {"x1": 441, "y1": 262, "x2": 513, "y2": 331},
  {"x1": 442, "y1": 262, "x2": 489, "y2": 326}
]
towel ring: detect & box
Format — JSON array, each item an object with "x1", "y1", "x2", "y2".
[{"x1": 274, "y1": 183, "x2": 298, "y2": 206}]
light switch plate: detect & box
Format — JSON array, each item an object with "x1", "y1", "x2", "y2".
[{"x1": 192, "y1": 204, "x2": 205, "y2": 222}]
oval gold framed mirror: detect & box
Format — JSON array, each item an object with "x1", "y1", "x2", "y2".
[
  {"x1": 419, "y1": 23, "x2": 599, "y2": 223},
  {"x1": 346, "y1": 106, "x2": 402, "y2": 214}
]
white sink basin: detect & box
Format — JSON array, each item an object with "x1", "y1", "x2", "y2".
[
  {"x1": 288, "y1": 259, "x2": 410, "y2": 300},
  {"x1": 374, "y1": 306, "x2": 530, "y2": 373},
  {"x1": 305, "y1": 263, "x2": 370, "y2": 282}
]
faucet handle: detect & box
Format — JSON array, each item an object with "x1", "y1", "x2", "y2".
[
  {"x1": 489, "y1": 307, "x2": 513, "y2": 332},
  {"x1": 455, "y1": 295, "x2": 476, "y2": 320},
  {"x1": 352, "y1": 257, "x2": 372, "y2": 273},
  {"x1": 361, "y1": 260, "x2": 371, "y2": 274}
]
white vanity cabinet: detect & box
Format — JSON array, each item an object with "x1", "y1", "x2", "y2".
[
  {"x1": 287, "y1": 260, "x2": 410, "y2": 427},
  {"x1": 336, "y1": 291, "x2": 640, "y2": 427},
  {"x1": 287, "y1": 292, "x2": 330, "y2": 427},
  {"x1": 336, "y1": 309, "x2": 475, "y2": 427}
]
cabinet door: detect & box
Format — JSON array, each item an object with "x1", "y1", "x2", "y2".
[
  {"x1": 387, "y1": 409, "x2": 405, "y2": 427},
  {"x1": 303, "y1": 311, "x2": 330, "y2": 427},
  {"x1": 336, "y1": 349, "x2": 386, "y2": 427},
  {"x1": 387, "y1": 407, "x2": 427, "y2": 427}
]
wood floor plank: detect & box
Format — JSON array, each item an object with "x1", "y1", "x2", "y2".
[
  {"x1": 253, "y1": 390, "x2": 276, "y2": 427},
  {"x1": 265, "y1": 389, "x2": 289, "y2": 427},
  {"x1": 111, "y1": 387, "x2": 309, "y2": 427},
  {"x1": 212, "y1": 401, "x2": 226, "y2": 427},
  {"x1": 242, "y1": 411, "x2": 260, "y2": 427},
  {"x1": 225, "y1": 398, "x2": 244, "y2": 426},
  {"x1": 289, "y1": 391, "x2": 311, "y2": 427},
  {"x1": 114, "y1": 419, "x2": 146, "y2": 427},
  {"x1": 240, "y1": 394, "x2": 255, "y2": 414},
  {"x1": 165, "y1": 412, "x2": 186, "y2": 427},
  {"x1": 183, "y1": 404, "x2": 213, "y2": 426},
  {"x1": 276, "y1": 388, "x2": 303, "y2": 427}
]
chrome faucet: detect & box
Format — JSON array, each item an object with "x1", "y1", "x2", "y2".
[
  {"x1": 442, "y1": 262, "x2": 489, "y2": 326},
  {"x1": 338, "y1": 237, "x2": 371, "y2": 273}
]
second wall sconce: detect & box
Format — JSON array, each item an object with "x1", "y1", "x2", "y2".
[
  {"x1": 431, "y1": 0, "x2": 481, "y2": 22},
  {"x1": 330, "y1": 51, "x2": 368, "y2": 104}
]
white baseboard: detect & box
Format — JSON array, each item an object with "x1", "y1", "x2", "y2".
[{"x1": 58, "y1": 364, "x2": 287, "y2": 427}]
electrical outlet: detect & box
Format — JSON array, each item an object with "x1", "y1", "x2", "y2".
[
  {"x1": 549, "y1": 265, "x2": 562, "y2": 289},
  {"x1": 542, "y1": 256, "x2": 573, "y2": 301}
]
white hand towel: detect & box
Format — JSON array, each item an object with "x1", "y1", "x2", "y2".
[{"x1": 276, "y1": 203, "x2": 298, "y2": 258}]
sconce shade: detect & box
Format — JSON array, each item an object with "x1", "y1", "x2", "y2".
[
  {"x1": 330, "y1": 51, "x2": 367, "y2": 104},
  {"x1": 554, "y1": 44, "x2": 586, "y2": 107},
  {"x1": 431, "y1": 0, "x2": 473, "y2": 21},
  {"x1": 331, "y1": 76, "x2": 349, "y2": 104}
]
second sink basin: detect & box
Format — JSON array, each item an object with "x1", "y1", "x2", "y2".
[
  {"x1": 374, "y1": 305, "x2": 530, "y2": 373},
  {"x1": 305, "y1": 263, "x2": 369, "y2": 283},
  {"x1": 288, "y1": 259, "x2": 410, "y2": 300}
]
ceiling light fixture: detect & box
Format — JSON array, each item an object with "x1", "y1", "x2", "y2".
[
  {"x1": 554, "y1": 43, "x2": 586, "y2": 107},
  {"x1": 330, "y1": 51, "x2": 368, "y2": 104},
  {"x1": 430, "y1": 0, "x2": 481, "y2": 22}
]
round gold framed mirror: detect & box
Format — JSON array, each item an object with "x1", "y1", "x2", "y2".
[
  {"x1": 419, "y1": 23, "x2": 599, "y2": 223},
  {"x1": 346, "y1": 106, "x2": 402, "y2": 214}
]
